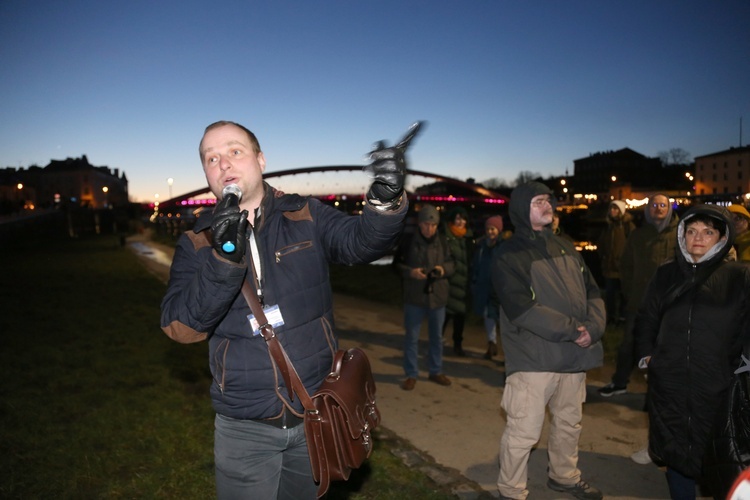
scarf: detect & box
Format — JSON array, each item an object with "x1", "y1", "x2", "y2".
[{"x1": 449, "y1": 223, "x2": 467, "y2": 239}]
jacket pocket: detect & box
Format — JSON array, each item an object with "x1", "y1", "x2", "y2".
[
  {"x1": 213, "y1": 338, "x2": 230, "y2": 395},
  {"x1": 275, "y1": 240, "x2": 313, "y2": 263}
]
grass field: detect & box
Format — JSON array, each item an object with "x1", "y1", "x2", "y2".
[{"x1": 0, "y1": 233, "x2": 457, "y2": 499}]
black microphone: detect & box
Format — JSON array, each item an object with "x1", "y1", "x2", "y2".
[{"x1": 219, "y1": 184, "x2": 243, "y2": 253}]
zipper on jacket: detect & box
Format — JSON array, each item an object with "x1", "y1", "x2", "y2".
[
  {"x1": 686, "y1": 264, "x2": 696, "y2": 452},
  {"x1": 275, "y1": 241, "x2": 313, "y2": 263}
]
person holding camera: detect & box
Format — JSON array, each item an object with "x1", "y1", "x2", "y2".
[{"x1": 393, "y1": 204, "x2": 455, "y2": 390}]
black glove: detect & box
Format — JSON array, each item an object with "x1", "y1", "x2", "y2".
[
  {"x1": 210, "y1": 195, "x2": 249, "y2": 263},
  {"x1": 365, "y1": 121, "x2": 424, "y2": 207}
]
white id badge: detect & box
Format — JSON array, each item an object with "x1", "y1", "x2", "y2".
[{"x1": 247, "y1": 304, "x2": 285, "y2": 336}]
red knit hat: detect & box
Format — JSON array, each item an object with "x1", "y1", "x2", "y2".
[{"x1": 485, "y1": 216, "x2": 504, "y2": 232}]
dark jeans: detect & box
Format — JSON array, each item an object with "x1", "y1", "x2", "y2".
[
  {"x1": 611, "y1": 311, "x2": 637, "y2": 387},
  {"x1": 604, "y1": 277, "x2": 623, "y2": 321},
  {"x1": 404, "y1": 304, "x2": 446, "y2": 377},
  {"x1": 443, "y1": 311, "x2": 466, "y2": 346},
  {"x1": 666, "y1": 467, "x2": 696, "y2": 499}
]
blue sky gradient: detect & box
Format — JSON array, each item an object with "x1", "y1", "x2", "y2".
[{"x1": 1, "y1": 1, "x2": 748, "y2": 201}]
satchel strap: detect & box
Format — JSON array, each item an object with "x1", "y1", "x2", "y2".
[
  {"x1": 239, "y1": 280, "x2": 316, "y2": 412},
  {"x1": 199, "y1": 229, "x2": 318, "y2": 414}
]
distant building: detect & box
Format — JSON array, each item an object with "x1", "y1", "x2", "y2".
[
  {"x1": 572, "y1": 147, "x2": 693, "y2": 203},
  {"x1": 572, "y1": 148, "x2": 662, "y2": 198},
  {"x1": 0, "y1": 155, "x2": 129, "y2": 211},
  {"x1": 694, "y1": 146, "x2": 750, "y2": 198}
]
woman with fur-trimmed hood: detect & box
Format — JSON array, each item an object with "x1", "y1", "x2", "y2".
[{"x1": 635, "y1": 204, "x2": 750, "y2": 498}]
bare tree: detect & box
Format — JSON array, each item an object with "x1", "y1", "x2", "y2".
[
  {"x1": 482, "y1": 177, "x2": 512, "y2": 191},
  {"x1": 658, "y1": 148, "x2": 692, "y2": 166},
  {"x1": 514, "y1": 170, "x2": 542, "y2": 186}
]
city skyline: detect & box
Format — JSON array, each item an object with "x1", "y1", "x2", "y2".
[{"x1": 1, "y1": 1, "x2": 748, "y2": 202}]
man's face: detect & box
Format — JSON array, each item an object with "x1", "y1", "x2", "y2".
[
  {"x1": 485, "y1": 225, "x2": 499, "y2": 241},
  {"x1": 529, "y1": 194, "x2": 553, "y2": 231},
  {"x1": 200, "y1": 124, "x2": 266, "y2": 211},
  {"x1": 419, "y1": 221, "x2": 438, "y2": 239},
  {"x1": 649, "y1": 195, "x2": 670, "y2": 222}
]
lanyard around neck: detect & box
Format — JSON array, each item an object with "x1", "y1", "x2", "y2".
[{"x1": 248, "y1": 228, "x2": 263, "y2": 301}]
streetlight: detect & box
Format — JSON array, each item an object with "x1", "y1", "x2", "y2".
[
  {"x1": 102, "y1": 186, "x2": 109, "y2": 208},
  {"x1": 167, "y1": 178, "x2": 174, "y2": 199},
  {"x1": 16, "y1": 183, "x2": 23, "y2": 211}
]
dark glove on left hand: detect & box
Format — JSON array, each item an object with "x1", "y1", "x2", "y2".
[
  {"x1": 211, "y1": 195, "x2": 249, "y2": 263},
  {"x1": 366, "y1": 143, "x2": 407, "y2": 205},
  {"x1": 365, "y1": 121, "x2": 424, "y2": 206}
]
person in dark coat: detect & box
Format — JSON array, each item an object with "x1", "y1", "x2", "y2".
[
  {"x1": 441, "y1": 206, "x2": 474, "y2": 356},
  {"x1": 635, "y1": 204, "x2": 750, "y2": 499},
  {"x1": 596, "y1": 200, "x2": 635, "y2": 323},
  {"x1": 394, "y1": 204, "x2": 455, "y2": 390},
  {"x1": 471, "y1": 215, "x2": 504, "y2": 359},
  {"x1": 600, "y1": 194, "x2": 679, "y2": 400}
]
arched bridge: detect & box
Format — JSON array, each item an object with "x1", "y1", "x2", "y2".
[{"x1": 161, "y1": 165, "x2": 508, "y2": 207}]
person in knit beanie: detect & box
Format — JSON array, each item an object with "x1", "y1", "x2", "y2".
[
  {"x1": 596, "y1": 200, "x2": 635, "y2": 324},
  {"x1": 471, "y1": 215, "x2": 505, "y2": 360},
  {"x1": 485, "y1": 215, "x2": 503, "y2": 233}
]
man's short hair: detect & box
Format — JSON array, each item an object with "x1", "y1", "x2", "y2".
[{"x1": 199, "y1": 120, "x2": 262, "y2": 160}]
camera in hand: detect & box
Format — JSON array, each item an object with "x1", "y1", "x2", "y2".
[{"x1": 424, "y1": 268, "x2": 440, "y2": 294}]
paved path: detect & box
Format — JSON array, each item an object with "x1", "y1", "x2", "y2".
[{"x1": 130, "y1": 235, "x2": 676, "y2": 499}]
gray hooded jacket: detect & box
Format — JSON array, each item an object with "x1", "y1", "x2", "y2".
[{"x1": 491, "y1": 182, "x2": 605, "y2": 375}]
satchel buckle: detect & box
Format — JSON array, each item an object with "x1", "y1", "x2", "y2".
[
  {"x1": 306, "y1": 408, "x2": 322, "y2": 422},
  {"x1": 260, "y1": 324, "x2": 275, "y2": 339}
]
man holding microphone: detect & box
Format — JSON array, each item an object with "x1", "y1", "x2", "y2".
[{"x1": 161, "y1": 120, "x2": 420, "y2": 498}]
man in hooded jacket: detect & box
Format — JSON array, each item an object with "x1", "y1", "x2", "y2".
[
  {"x1": 599, "y1": 194, "x2": 679, "y2": 399},
  {"x1": 491, "y1": 181, "x2": 605, "y2": 500}
]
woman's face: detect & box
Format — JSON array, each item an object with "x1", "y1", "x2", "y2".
[
  {"x1": 732, "y1": 213, "x2": 749, "y2": 236},
  {"x1": 684, "y1": 221, "x2": 721, "y2": 262}
]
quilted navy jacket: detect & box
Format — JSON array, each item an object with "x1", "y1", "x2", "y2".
[{"x1": 161, "y1": 183, "x2": 407, "y2": 419}]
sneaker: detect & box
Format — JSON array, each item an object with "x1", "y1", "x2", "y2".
[
  {"x1": 428, "y1": 373, "x2": 452, "y2": 386},
  {"x1": 630, "y1": 447, "x2": 652, "y2": 464},
  {"x1": 598, "y1": 382, "x2": 627, "y2": 397},
  {"x1": 547, "y1": 478, "x2": 602, "y2": 500},
  {"x1": 401, "y1": 377, "x2": 416, "y2": 391}
]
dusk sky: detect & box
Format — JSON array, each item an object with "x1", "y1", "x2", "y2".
[{"x1": 1, "y1": 1, "x2": 748, "y2": 202}]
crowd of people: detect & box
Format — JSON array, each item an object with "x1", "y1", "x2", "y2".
[
  {"x1": 159, "y1": 119, "x2": 750, "y2": 500},
  {"x1": 393, "y1": 188, "x2": 750, "y2": 500}
]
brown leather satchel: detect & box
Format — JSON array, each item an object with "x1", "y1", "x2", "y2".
[{"x1": 241, "y1": 282, "x2": 380, "y2": 498}]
